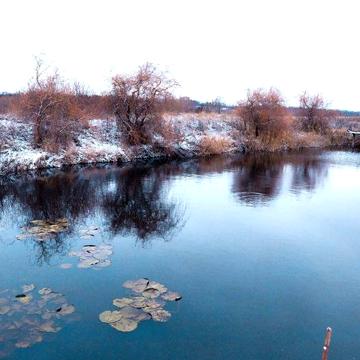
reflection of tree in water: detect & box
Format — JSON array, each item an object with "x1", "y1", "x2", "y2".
[
  {"x1": 0, "y1": 170, "x2": 97, "y2": 223},
  {"x1": 290, "y1": 158, "x2": 328, "y2": 193},
  {"x1": 0, "y1": 170, "x2": 98, "y2": 264},
  {"x1": 155, "y1": 153, "x2": 328, "y2": 207},
  {"x1": 232, "y1": 154, "x2": 284, "y2": 205},
  {"x1": 102, "y1": 165, "x2": 184, "y2": 244},
  {"x1": 0, "y1": 164, "x2": 184, "y2": 261},
  {"x1": 0, "y1": 150, "x2": 330, "y2": 261},
  {"x1": 231, "y1": 151, "x2": 329, "y2": 206},
  {"x1": 29, "y1": 233, "x2": 68, "y2": 265}
]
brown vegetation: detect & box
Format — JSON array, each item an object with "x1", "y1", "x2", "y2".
[
  {"x1": 14, "y1": 60, "x2": 83, "y2": 151},
  {"x1": 199, "y1": 135, "x2": 233, "y2": 155},
  {"x1": 298, "y1": 92, "x2": 335, "y2": 134},
  {"x1": 110, "y1": 63, "x2": 177, "y2": 145},
  {"x1": 237, "y1": 88, "x2": 292, "y2": 146}
]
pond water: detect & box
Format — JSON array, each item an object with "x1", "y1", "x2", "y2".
[{"x1": 1, "y1": 150, "x2": 360, "y2": 360}]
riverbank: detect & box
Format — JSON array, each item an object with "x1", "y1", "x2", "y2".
[{"x1": 0, "y1": 112, "x2": 352, "y2": 175}]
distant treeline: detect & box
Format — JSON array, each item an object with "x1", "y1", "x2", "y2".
[{"x1": 1, "y1": 92, "x2": 358, "y2": 117}]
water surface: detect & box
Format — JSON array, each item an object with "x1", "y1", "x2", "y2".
[{"x1": 1, "y1": 150, "x2": 360, "y2": 359}]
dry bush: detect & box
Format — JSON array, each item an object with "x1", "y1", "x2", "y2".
[
  {"x1": 299, "y1": 92, "x2": 334, "y2": 134},
  {"x1": 327, "y1": 128, "x2": 351, "y2": 146},
  {"x1": 110, "y1": 63, "x2": 177, "y2": 145},
  {"x1": 199, "y1": 135, "x2": 233, "y2": 156},
  {"x1": 14, "y1": 60, "x2": 84, "y2": 152},
  {"x1": 237, "y1": 88, "x2": 291, "y2": 143}
]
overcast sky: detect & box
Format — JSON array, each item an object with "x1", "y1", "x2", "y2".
[{"x1": 1, "y1": 0, "x2": 359, "y2": 109}]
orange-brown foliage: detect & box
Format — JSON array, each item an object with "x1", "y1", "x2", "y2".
[
  {"x1": 237, "y1": 88, "x2": 291, "y2": 142},
  {"x1": 14, "y1": 61, "x2": 84, "y2": 151},
  {"x1": 199, "y1": 135, "x2": 233, "y2": 155},
  {"x1": 299, "y1": 92, "x2": 335, "y2": 134},
  {"x1": 110, "y1": 63, "x2": 177, "y2": 145}
]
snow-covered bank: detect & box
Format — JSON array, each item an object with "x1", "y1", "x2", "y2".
[
  {"x1": 0, "y1": 113, "x2": 238, "y2": 175},
  {"x1": 0, "y1": 112, "x2": 351, "y2": 175}
]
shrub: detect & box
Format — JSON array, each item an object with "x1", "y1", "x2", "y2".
[
  {"x1": 14, "y1": 61, "x2": 83, "y2": 152},
  {"x1": 237, "y1": 88, "x2": 291, "y2": 142},
  {"x1": 299, "y1": 92, "x2": 334, "y2": 134},
  {"x1": 199, "y1": 135, "x2": 233, "y2": 155},
  {"x1": 110, "y1": 63, "x2": 177, "y2": 145}
]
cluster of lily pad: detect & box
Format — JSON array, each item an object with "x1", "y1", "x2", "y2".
[
  {"x1": 99, "y1": 278, "x2": 181, "y2": 332},
  {"x1": 69, "y1": 244, "x2": 113, "y2": 269},
  {"x1": 16, "y1": 219, "x2": 69, "y2": 241},
  {"x1": 79, "y1": 225, "x2": 100, "y2": 240},
  {"x1": 0, "y1": 284, "x2": 76, "y2": 356}
]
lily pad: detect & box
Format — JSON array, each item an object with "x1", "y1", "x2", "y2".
[
  {"x1": 0, "y1": 284, "x2": 76, "y2": 357},
  {"x1": 16, "y1": 234, "x2": 31, "y2": 240},
  {"x1": 95, "y1": 259, "x2": 111, "y2": 268},
  {"x1": 161, "y1": 291, "x2": 182, "y2": 302},
  {"x1": 0, "y1": 297, "x2": 8, "y2": 305},
  {"x1": 123, "y1": 279, "x2": 149, "y2": 293},
  {"x1": 15, "y1": 341, "x2": 31, "y2": 349},
  {"x1": 99, "y1": 311, "x2": 123, "y2": 324},
  {"x1": 70, "y1": 244, "x2": 113, "y2": 270},
  {"x1": 116, "y1": 306, "x2": 143, "y2": 319},
  {"x1": 0, "y1": 306, "x2": 10, "y2": 315},
  {"x1": 149, "y1": 309, "x2": 171, "y2": 322},
  {"x1": 129, "y1": 297, "x2": 148, "y2": 309},
  {"x1": 41, "y1": 311, "x2": 55, "y2": 320},
  {"x1": 142, "y1": 288, "x2": 161, "y2": 299},
  {"x1": 15, "y1": 294, "x2": 32, "y2": 305},
  {"x1": 110, "y1": 318, "x2": 138, "y2": 332},
  {"x1": 79, "y1": 226, "x2": 100, "y2": 239},
  {"x1": 30, "y1": 220, "x2": 48, "y2": 226},
  {"x1": 23, "y1": 333, "x2": 43, "y2": 345},
  {"x1": 38, "y1": 288, "x2": 53, "y2": 296},
  {"x1": 22, "y1": 284, "x2": 35, "y2": 293},
  {"x1": 56, "y1": 304, "x2": 75, "y2": 316},
  {"x1": 38, "y1": 321, "x2": 60, "y2": 333},
  {"x1": 142, "y1": 299, "x2": 165, "y2": 312},
  {"x1": 100, "y1": 278, "x2": 181, "y2": 334},
  {"x1": 17, "y1": 219, "x2": 69, "y2": 241},
  {"x1": 112, "y1": 298, "x2": 134, "y2": 308},
  {"x1": 146, "y1": 281, "x2": 168, "y2": 294},
  {"x1": 78, "y1": 258, "x2": 99, "y2": 269}
]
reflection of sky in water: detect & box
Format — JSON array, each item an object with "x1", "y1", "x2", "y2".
[{"x1": 0, "y1": 150, "x2": 360, "y2": 359}]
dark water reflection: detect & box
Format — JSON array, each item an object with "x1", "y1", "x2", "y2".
[
  {"x1": 231, "y1": 152, "x2": 328, "y2": 205},
  {"x1": 0, "y1": 151, "x2": 330, "y2": 241},
  {"x1": 1, "y1": 150, "x2": 360, "y2": 360},
  {"x1": 0, "y1": 151, "x2": 333, "y2": 263}
]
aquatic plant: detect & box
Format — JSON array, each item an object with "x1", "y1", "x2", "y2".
[
  {"x1": 0, "y1": 285, "x2": 76, "y2": 357},
  {"x1": 69, "y1": 244, "x2": 113, "y2": 269},
  {"x1": 99, "y1": 278, "x2": 182, "y2": 333}
]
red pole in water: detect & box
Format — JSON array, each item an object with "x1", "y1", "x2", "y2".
[{"x1": 321, "y1": 327, "x2": 332, "y2": 360}]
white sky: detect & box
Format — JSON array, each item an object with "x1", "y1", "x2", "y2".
[{"x1": 1, "y1": 0, "x2": 359, "y2": 109}]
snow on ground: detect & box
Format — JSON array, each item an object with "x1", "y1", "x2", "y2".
[
  {"x1": 0, "y1": 112, "x2": 348, "y2": 175},
  {"x1": 0, "y1": 113, "x2": 237, "y2": 175}
]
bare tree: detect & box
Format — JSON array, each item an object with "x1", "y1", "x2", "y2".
[
  {"x1": 16, "y1": 58, "x2": 82, "y2": 150},
  {"x1": 299, "y1": 92, "x2": 332, "y2": 133},
  {"x1": 238, "y1": 88, "x2": 290, "y2": 139},
  {"x1": 110, "y1": 63, "x2": 177, "y2": 145}
]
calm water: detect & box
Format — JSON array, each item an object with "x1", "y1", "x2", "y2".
[{"x1": 1, "y1": 150, "x2": 360, "y2": 359}]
